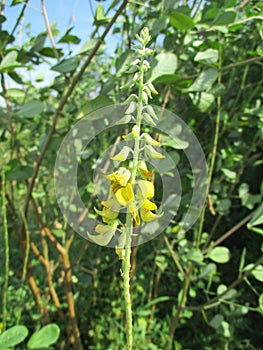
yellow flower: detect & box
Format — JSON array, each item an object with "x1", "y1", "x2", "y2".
[
  {"x1": 137, "y1": 180, "x2": 155, "y2": 198},
  {"x1": 104, "y1": 167, "x2": 131, "y2": 186},
  {"x1": 140, "y1": 206, "x2": 163, "y2": 222},
  {"x1": 138, "y1": 160, "x2": 153, "y2": 179}
]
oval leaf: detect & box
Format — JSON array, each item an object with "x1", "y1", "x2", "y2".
[
  {"x1": 0, "y1": 325, "x2": 28, "y2": 349},
  {"x1": 170, "y1": 12, "x2": 195, "y2": 30},
  {"x1": 19, "y1": 100, "x2": 44, "y2": 118},
  {"x1": 149, "y1": 52, "x2": 178, "y2": 83},
  {"x1": 27, "y1": 324, "x2": 60, "y2": 349},
  {"x1": 207, "y1": 246, "x2": 230, "y2": 264}
]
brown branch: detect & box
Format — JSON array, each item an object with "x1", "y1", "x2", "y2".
[
  {"x1": 30, "y1": 198, "x2": 83, "y2": 348},
  {"x1": 63, "y1": 252, "x2": 84, "y2": 350},
  {"x1": 202, "y1": 213, "x2": 253, "y2": 254},
  {"x1": 187, "y1": 256, "x2": 263, "y2": 311},
  {"x1": 0, "y1": 0, "x2": 5, "y2": 15},
  {"x1": 30, "y1": 240, "x2": 65, "y2": 321},
  {"x1": 176, "y1": 56, "x2": 263, "y2": 83},
  {"x1": 41, "y1": 0, "x2": 60, "y2": 62},
  {"x1": 23, "y1": 0, "x2": 129, "y2": 220},
  {"x1": 164, "y1": 263, "x2": 194, "y2": 350}
]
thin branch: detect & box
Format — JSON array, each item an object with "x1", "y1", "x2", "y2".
[
  {"x1": 41, "y1": 0, "x2": 60, "y2": 62},
  {"x1": 175, "y1": 56, "x2": 263, "y2": 83},
  {"x1": 164, "y1": 264, "x2": 194, "y2": 350},
  {"x1": 10, "y1": 0, "x2": 29, "y2": 38},
  {"x1": 202, "y1": 213, "x2": 253, "y2": 254},
  {"x1": 163, "y1": 236, "x2": 186, "y2": 277},
  {"x1": 23, "y1": 0, "x2": 129, "y2": 220},
  {"x1": 187, "y1": 256, "x2": 263, "y2": 311}
]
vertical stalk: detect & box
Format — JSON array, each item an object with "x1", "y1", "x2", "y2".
[
  {"x1": 122, "y1": 47, "x2": 146, "y2": 350},
  {"x1": 1, "y1": 168, "x2": 9, "y2": 331},
  {"x1": 16, "y1": 209, "x2": 30, "y2": 325},
  {"x1": 195, "y1": 33, "x2": 222, "y2": 248}
]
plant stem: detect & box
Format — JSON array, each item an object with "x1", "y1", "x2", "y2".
[
  {"x1": 122, "y1": 46, "x2": 146, "y2": 350},
  {"x1": 1, "y1": 168, "x2": 9, "y2": 331},
  {"x1": 195, "y1": 33, "x2": 222, "y2": 248},
  {"x1": 123, "y1": 216, "x2": 133, "y2": 350}
]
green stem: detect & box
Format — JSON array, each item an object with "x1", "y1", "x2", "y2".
[
  {"x1": 1, "y1": 168, "x2": 9, "y2": 331},
  {"x1": 16, "y1": 209, "x2": 30, "y2": 325},
  {"x1": 122, "y1": 48, "x2": 146, "y2": 350},
  {"x1": 195, "y1": 33, "x2": 222, "y2": 248},
  {"x1": 122, "y1": 216, "x2": 133, "y2": 350}
]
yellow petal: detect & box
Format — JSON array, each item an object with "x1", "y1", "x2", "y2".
[
  {"x1": 140, "y1": 168, "x2": 153, "y2": 179},
  {"x1": 133, "y1": 210, "x2": 141, "y2": 226},
  {"x1": 140, "y1": 207, "x2": 163, "y2": 222},
  {"x1": 137, "y1": 180, "x2": 155, "y2": 199},
  {"x1": 138, "y1": 160, "x2": 153, "y2": 179},
  {"x1": 142, "y1": 199, "x2": 157, "y2": 211},
  {"x1": 115, "y1": 183, "x2": 134, "y2": 206},
  {"x1": 110, "y1": 182, "x2": 123, "y2": 194},
  {"x1": 104, "y1": 167, "x2": 131, "y2": 186}
]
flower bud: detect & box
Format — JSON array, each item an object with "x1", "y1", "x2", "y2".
[{"x1": 132, "y1": 125, "x2": 140, "y2": 138}]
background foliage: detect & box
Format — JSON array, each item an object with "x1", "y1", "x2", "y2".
[{"x1": 0, "y1": 0, "x2": 262, "y2": 349}]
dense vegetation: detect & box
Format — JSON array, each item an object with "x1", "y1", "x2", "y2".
[{"x1": 0, "y1": 0, "x2": 262, "y2": 349}]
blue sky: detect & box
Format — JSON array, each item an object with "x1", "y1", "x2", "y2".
[
  {"x1": 0, "y1": 0, "x2": 121, "y2": 97},
  {"x1": 3, "y1": 0, "x2": 114, "y2": 43}
]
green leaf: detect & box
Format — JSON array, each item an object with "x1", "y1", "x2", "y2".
[
  {"x1": 207, "y1": 246, "x2": 230, "y2": 264},
  {"x1": 149, "y1": 52, "x2": 178, "y2": 83},
  {"x1": 194, "y1": 49, "x2": 218, "y2": 64},
  {"x1": 94, "y1": 4, "x2": 110, "y2": 24},
  {"x1": 51, "y1": 57, "x2": 79, "y2": 73},
  {"x1": 0, "y1": 325, "x2": 28, "y2": 349},
  {"x1": 221, "y1": 168, "x2": 237, "y2": 182},
  {"x1": 31, "y1": 33, "x2": 47, "y2": 52},
  {"x1": 6, "y1": 88, "x2": 26, "y2": 103},
  {"x1": 6, "y1": 159, "x2": 34, "y2": 181},
  {"x1": 170, "y1": 12, "x2": 195, "y2": 30},
  {"x1": 252, "y1": 265, "x2": 263, "y2": 282},
  {"x1": 78, "y1": 39, "x2": 97, "y2": 55},
  {"x1": 209, "y1": 314, "x2": 224, "y2": 329},
  {"x1": 189, "y1": 92, "x2": 215, "y2": 112},
  {"x1": 247, "y1": 203, "x2": 263, "y2": 234},
  {"x1": 188, "y1": 69, "x2": 217, "y2": 92},
  {"x1": 161, "y1": 134, "x2": 189, "y2": 150},
  {"x1": 214, "y1": 11, "x2": 236, "y2": 26},
  {"x1": 18, "y1": 100, "x2": 44, "y2": 118},
  {"x1": 77, "y1": 95, "x2": 113, "y2": 119},
  {"x1": 116, "y1": 50, "x2": 135, "y2": 76},
  {"x1": 217, "y1": 284, "x2": 237, "y2": 300},
  {"x1": 27, "y1": 324, "x2": 60, "y2": 349},
  {"x1": 0, "y1": 15, "x2": 6, "y2": 23},
  {"x1": 11, "y1": 0, "x2": 24, "y2": 5},
  {"x1": 155, "y1": 255, "x2": 168, "y2": 272},
  {"x1": 58, "y1": 27, "x2": 81, "y2": 44},
  {"x1": 186, "y1": 249, "x2": 204, "y2": 265},
  {"x1": 244, "y1": 264, "x2": 263, "y2": 282},
  {"x1": 0, "y1": 51, "x2": 21, "y2": 72},
  {"x1": 259, "y1": 293, "x2": 263, "y2": 313}
]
